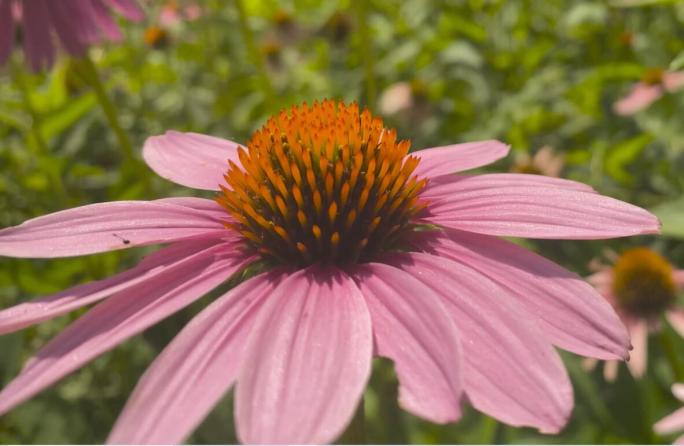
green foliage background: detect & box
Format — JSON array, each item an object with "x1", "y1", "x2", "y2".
[{"x1": 2, "y1": 0, "x2": 684, "y2": 443}]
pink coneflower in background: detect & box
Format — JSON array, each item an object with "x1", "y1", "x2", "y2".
[
  {"x1": 511, "y1": 145, "x2": 565, "y2": 177},
  {"x1": 158, "y1": 0, "x2": 201, "y2": 27},
  {"x1": 0, "y1": 0, "x2": 143, "y2": 71},
  {"x1": 0, "y1": 100, "x2": 660, "y2": 444},
  {"x1": 585, "y1": 247, "x2": 684, "y2": 381},
  {"x1": 655, "y1": 383, "x2": 684, "y2": 444},
  {"x1": 614, "y1": 68, "x2": 684, "y2": 115}
]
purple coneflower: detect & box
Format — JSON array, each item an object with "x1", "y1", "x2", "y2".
[
  {"x1": 0, "y1": 101, "x2": 660, "y2": 443},
  {"x1": 0, "y1": 0, "x2": 143, "y2": 71},
  {"x1": 585, "y1": 247, "x2": 684, "y2": 381},
  {"x1": 655, "y1": 383, "x2": 684, "y2": 444},
  {"x1": 614, "y1": 68, "x2": 684, "y2": 116}
]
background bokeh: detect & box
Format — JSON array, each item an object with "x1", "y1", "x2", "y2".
[{"x1": 1, "y1": 0, "x2": 684, "y2": 443}]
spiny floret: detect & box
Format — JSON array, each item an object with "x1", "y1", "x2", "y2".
[
  {"x1": 216, "y1": 100, "x2": 427, "y2": 266},
  {"x1": 612, "y1": 247, "x2": 676, "y2": 318}
]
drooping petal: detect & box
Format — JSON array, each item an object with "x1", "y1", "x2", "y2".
[
  {"x1": 143, "y1": 131, "x2": 241, "y2": 190},
  {"x1": 614, "y1": 83, "x2": 664, "y2": 115},
  {"x1": 604, "y1": 360, "x2": 619, "y2": 382},
  {"x1": 91, "y1": 0, "x2": 123, "y2": 41},
  {"x1": 411, "y1": 229, "x2": 630, "y2": 360},
  {"x1": 155, "y1": 196, "x2": 233, "y2": 223},
  {"x1": 0, "y1": 242, "x2": 254, "y2": 416},
  {"x1": 674, "y1": 269, "x2": 684, "y2": 288},
  {"x1": 104, "y1": 0, "x2": 144, "y2": 21},
  {"x1": 107, "y1": 270, "x2": 286, "y2": 445},
  {"x1": 625, "y1": 319, "x2": 648, "y2": 378},
  {"x1": 667, "y1": 308, "x2": 684, "y2": 339},
  {"x1": 412, "y1": 140, "x2": 510, "y2": 179},
  {"x1": 385, "y1": 252, "x2": 573, "y2": 433},
  {"x1": 0, "y1": 200, "x2": 228, "y2": 258},
  {"x1": 420, "y1": 175, "x2": 660, "y2": 239},
  {"x1": 655, "y1": 407, "x2": 684, "y2": 436},
  {"x1": 22, "y1": 0, "x2": 55, "y2": 71},
  {"x1": 0, "y1": 239, "x2": 225, "y2": 336},
  {"x1": 0, "y1": 0, "x2": 15, "y2": 66},
  {"x1": 351, "y1": 262, "x2": 463, "y2": 424},
  {"x1": 663, "y1": 71, "x2": 684, "y2": 92},
  {"x1": 235, "y1": 267, "x2": 372, "y2": 444},
  {"x1": 673, "y1": 383, "x2": 684, "y2": 402}
]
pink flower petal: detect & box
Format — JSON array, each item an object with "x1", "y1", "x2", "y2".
[
  {"x1": 22, "y1": 0, "x2": 55, "y2": 71},
  {"x1": 91, "y1": 0, "x2": 123, "y2": 41},
  {"x1": 107, "y1": 269, "x2": 286, "y2": 444},
  {"x1": 155, "y1": 196, "x2": 233, "y2": 222},
  {"x1": 667, "y1": 308, "x2": 684, "y2": 339},
  {"x1": 44, "y1": 1, "x2": 99, "y2": 55},
  {"x1": 413, "y1": 140, "x2": 510, "y2": 179},
  {"x1": 411, "y1": 229, "x2": 630, "y2": 360},
  {"x1": 143, "y1": 131, "x2": 241, "y2": 191},
  {"x1": 0, "y1": 200, "x2": 229, "y2": 258},
  {"x1": 0, "y1": 239, "x2": 224, "y2": 336},
  {"x1": 386, "y1": 252, "x2": 573, "y2": 433},
  {"x1": 352, "y1": 262, "x2": 463, "y2": 424},
  {"x1": 604, "y1": 360, "x2": 619, "y2": 382},
  {"x1": 673, "y1": 383, "x2": 684, "y2": 403},
  {"x1": 614, "y1": 83, "x2": 664, "y2": 115},
  {"x1": 104, "y1": 0, "x2": 144, "y2": 21},
  {"x1": 655, "y1": 407, "x2": 684, "y2": 436},
  {"x1": 626, "y1": 319, "x2": 648, "y2": 378},
  {"x1": 0, "y1": 0, "x2": 15, "y2": 66},
  {"x1": 674, "y1": 269, "x2": 684, "y2": 288},
  {"x1": 235, "y1": 267, "x2": 372, "y2": 444},
  {"x1": 420, "y1": 173, "x2": 595, "y2": 202},
  {"x1": 420, "y1": 174, "x2": 660, "y2": 239},
  {"x1": 663, "y1": 71, "x2": 684, "y2": 92},
  {"x1": 0, "y1": 241, "x2": 254, "y2": 416}
]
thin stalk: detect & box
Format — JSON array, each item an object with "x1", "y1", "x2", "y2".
[
  {"x1": 659, "y1": 326, "x2": 684, "y2": 381},
  {"x1": 354, "y1": 0, "x2": 377, "y2": 108},
  {"x1": 11, "y1": 58, "x2": 48, "y2": 155},
  {"x1": 234, "y1": 0, "x2": 275, "y2": 109},
  {"x1": 337, "y1": 399, "x2": 366, "y2": 444},
  {"x1": 76, "y1": 54, "x2": 135, "y2": 164}
]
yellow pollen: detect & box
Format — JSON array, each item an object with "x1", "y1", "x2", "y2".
[
  {"x1": 612, "y1": 247, "x2": 676, "y2": 318},
  {"x1": 216, "y1": 100, "x2": 428, "y2": 265}
]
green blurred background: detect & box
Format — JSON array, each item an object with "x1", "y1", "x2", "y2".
[{"x1": 2, "y1": 0, "x2": 684, "y2": 443}]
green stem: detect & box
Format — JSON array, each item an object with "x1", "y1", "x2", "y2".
[
  {"x1": 659, "y1": 326, "x2": 684, "y2": 381},
  {"x1": 354, "y1": 0, "x2": 377, "y2": 109},
  {"x1": 11, "y1": 58, "x2": 48, "y2": 155},
  {"x1": 479, "y1": 416, "x2": 500, "y2": 444},
  {"x1": 337, "y1": 398, "x2": 366, "y2": 444},
  {"x1": 76, "y1": 54, "x2": 135, "y2": 164},
  {"x1": 234, "y1": 0, "x2": 276, "y2": 110}
]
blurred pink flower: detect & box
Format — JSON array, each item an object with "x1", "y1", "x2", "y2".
[
  {"x1": 158, "y1": 0, "x2": 201, "y2": 27},
  {"x1": 614, "y1": 68, "x2": 684, "y2": 115},
  {"x1": 0, "y1": 0, "x2": 143, "y2": 71},
  {"x1": 511, "y1": 146, "x2": 565, "y2": 177},
  {"x1": 0, "y1": 101, "x2": 660, "y2": 444},
  {"x1": 655, "y1": 383, "x2": 684, "y2": 444},
  {"x1": 585, "y1": 248, "x2": 684, "y2": 381}
]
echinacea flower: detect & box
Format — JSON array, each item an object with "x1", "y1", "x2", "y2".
[
  {"x1": 511, "y1": 145, "x2": 565, "y2": 177},
  {"x1": 585, "y1": 247, "x2": 684, "y2": 381},
  {"x1": 655, "y1": 383, "x2": 684, "y2": 444},
  {"x1": 158, "y1": 0, "x2": 201, "y2": 27},
  {"x1": 614, "y1": 68, "x2": 684, "y2": 115},
  {"x1": 0, "y1": 0, "x2": 143, "y2": 71},
  {"x1": 0, "y1": 100, "x2": 660, "y2": 444}
]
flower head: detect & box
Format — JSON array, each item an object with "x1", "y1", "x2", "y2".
[
  {"x1": 0, "y1": 100, "x2": 661, "y2": 444},
  {"x1": 614, "y1": 68, "x2": 684, "y2": 115},
  {"x1": 0, "y1": 0, "x2": 143, "y2": 71},
  {"x1": 655, "y1": 383, "x2": 684, "y2": 444},
  {"x1": 585, "y1": 247, "x2": 684, "y2": 380},
  {"x1": 511, "y1": 145, "x2": 565, "y2": 177}
]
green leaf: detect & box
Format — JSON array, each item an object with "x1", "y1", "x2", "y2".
[{"x1": 651, "y1": 198, "x2": 684, "y2": 239}]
